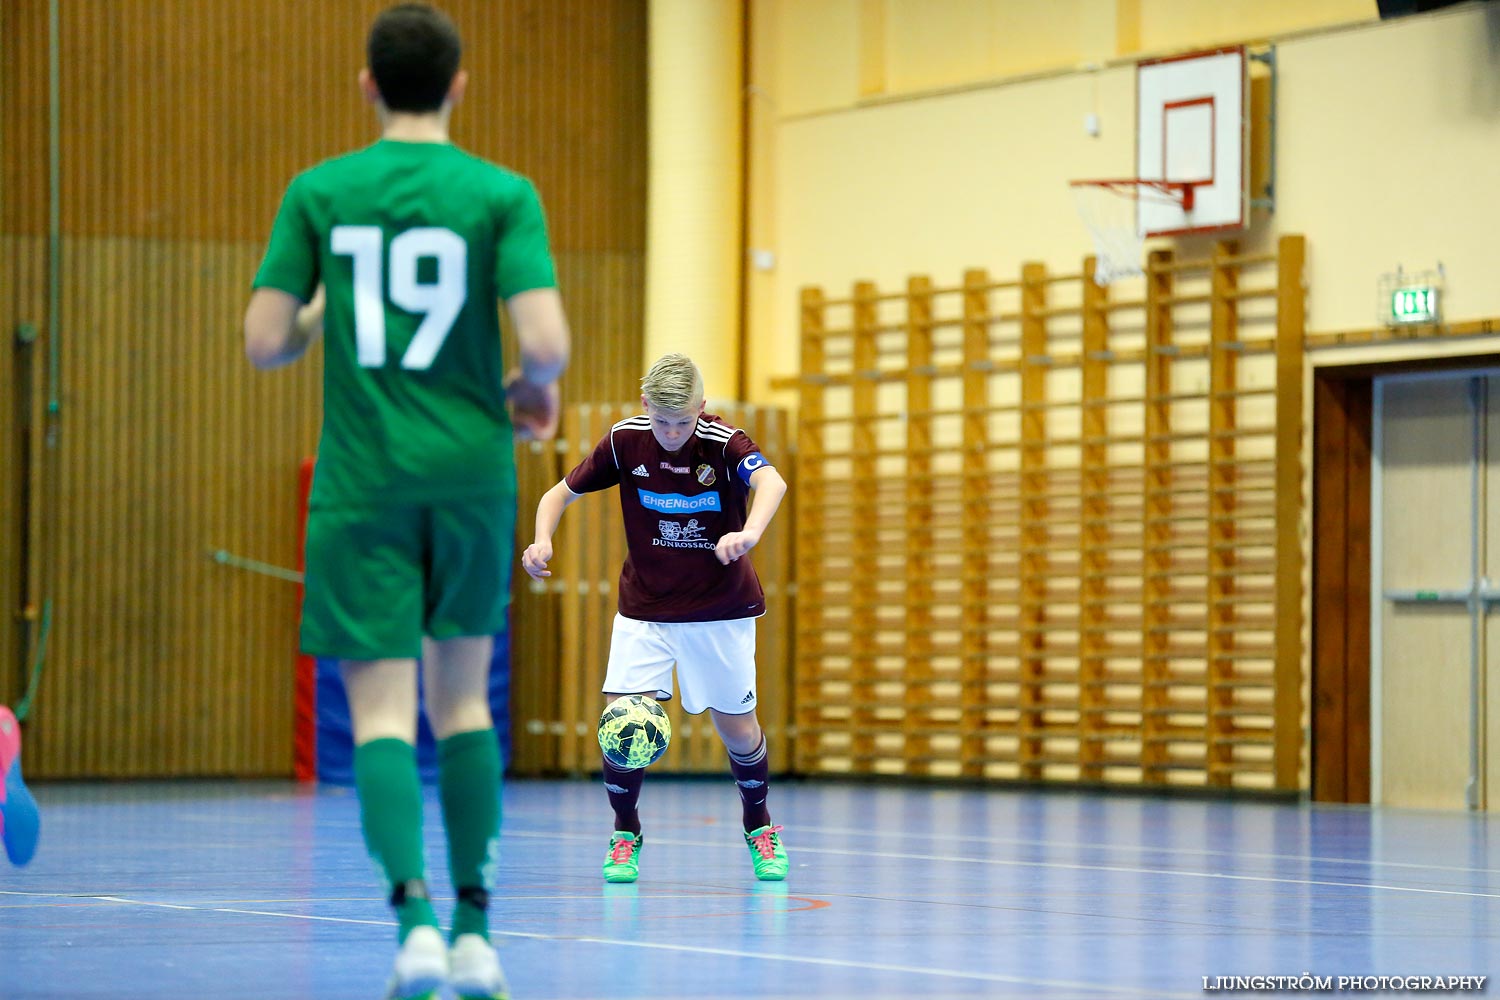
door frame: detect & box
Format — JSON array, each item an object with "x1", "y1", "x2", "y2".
[{"x1": 1311, "y1": 351, "x2": 1500, "y2": 803}]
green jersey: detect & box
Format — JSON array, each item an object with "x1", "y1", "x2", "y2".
[{"x1": 253, "y1": 139, "x2": 557, "y2": 506}]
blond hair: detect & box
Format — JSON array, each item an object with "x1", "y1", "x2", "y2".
[{"x1": 640, "y1": 353, "x2": 703, "y2": 412}]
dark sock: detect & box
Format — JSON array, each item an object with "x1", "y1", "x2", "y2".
[
  {"x1": 727, "y1": 735, "x2": 772, "y2": 832},
  {"x1": 352, "y1": 737, "x2": 437, "y2": 941},
  {"x1": 602, "y1": 758, "x2": 645, "y2": 835},
  {"x1": 438, "y1": 728, "x2": 501, "y2": 942}
]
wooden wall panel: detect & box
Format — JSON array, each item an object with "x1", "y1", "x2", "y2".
[
  {"x1": 0, "y1": 2, "x2": 49, "y2": 236},
  {"x1": 33, "y1": 240, "x2": 320, "y2": 777},
  {"x1": 0, "y1": 0, "x2": 51, "y2": 723},
  {"x1": 3, "y1": 0, "x2": 648, "y2": 403},
  {"x1": 0, "y1": 239, "x2": 47, "y2": 716},
  {"x1": 1, "y1": 1, "x2": 647, "y2": 778},
  {"x1": 1, "y1": 0, "x2": 646, "y2": 251}
]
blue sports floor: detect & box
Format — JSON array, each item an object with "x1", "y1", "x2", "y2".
[{"x1": 1, "y1": 778, "x2": 1495, "y2": 999}]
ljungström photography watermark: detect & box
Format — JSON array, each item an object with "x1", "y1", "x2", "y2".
[{"x1": 1201, "y1": 974, "x2": 1488, "y2": 993}]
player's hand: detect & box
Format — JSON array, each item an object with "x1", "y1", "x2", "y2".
[
  {"x1": 714, "y1": 529, "x2": 761, "y2": 565},
  {"x1": 522, "y1": 540, "x2": 554, "y2": 579},
  {"x1": 295, "y1": 284, "x2": 326, "y2": 339},
  {"x1": 505, "y1": 369, "x2": 560, "y2": 442}
]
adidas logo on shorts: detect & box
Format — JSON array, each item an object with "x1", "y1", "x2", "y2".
[
  {"x1": 741, "y1": 690, "x2": 755, "y2": 705},
  {"x1": 632, "y1": 464, "x2": 650, "y2": 477}
]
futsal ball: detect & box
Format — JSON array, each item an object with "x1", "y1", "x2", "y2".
[{"x1": 597, "y1": 695, "x2": 672, "y2": 770}]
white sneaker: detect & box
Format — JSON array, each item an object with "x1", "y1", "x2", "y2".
[
  {"x1": 448, "y1": 933, "x2": 511, "y2": 999},
  {"x1": 383, "y1": 925, "x2": 447, "y2": 999}
]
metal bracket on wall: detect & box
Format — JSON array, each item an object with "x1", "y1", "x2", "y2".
[
  {"x1": 1249, "y1": 46, "x2": 1277, "y2": 215},
  {"x1": 209, "y1": 549, "x2": 304, "y2": 584}
]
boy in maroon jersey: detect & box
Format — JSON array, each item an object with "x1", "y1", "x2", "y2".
[{"x1": 521, "y1": 353, "x2": 790, "y2": 882}]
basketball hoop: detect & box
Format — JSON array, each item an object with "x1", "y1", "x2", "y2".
[{"x1": 1069, "y1": 178, "x2": 1197, "y2": 285}]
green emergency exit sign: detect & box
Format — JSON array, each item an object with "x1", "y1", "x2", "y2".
[{"x1": 1390, "y1": 285, "x2": 1439, "y2": 325}]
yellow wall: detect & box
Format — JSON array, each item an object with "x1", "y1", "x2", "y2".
[
  {"x1": 1137, "y1": 0, "x2": 1377, "y2": 54},
  {"x1": 746, "y1": 2, "x2": 1497, "y2": 404},
  {"x1": 647, "y1": 0, "x2": 744, "y2": 399},
  {"x1": 769, "y1": 0, "x2": 1377, "y2": 115},
  {"x1": 772, "y1": 0, "x2": 862, "y2": 117}
]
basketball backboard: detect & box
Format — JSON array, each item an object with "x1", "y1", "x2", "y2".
[{"x1": 1137, "y1": 46, "x2": 1248, "y2": 237}]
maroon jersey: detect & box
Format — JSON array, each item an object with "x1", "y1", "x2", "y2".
[{"x1": 564, "y1": 413, "x2": 772, "y2": 623}]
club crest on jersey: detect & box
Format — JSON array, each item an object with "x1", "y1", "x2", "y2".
[{"x1": 695, "y1": 464, "x2": 717, "y2": 486}]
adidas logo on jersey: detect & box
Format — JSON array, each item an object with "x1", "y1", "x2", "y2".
[{"x1": 631, "y1": 464, "x2": 650, "y2": 477}]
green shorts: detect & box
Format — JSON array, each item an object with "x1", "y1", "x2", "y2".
[{"x1": 300, "y1": 494, "x2": 517, "y2": 660}]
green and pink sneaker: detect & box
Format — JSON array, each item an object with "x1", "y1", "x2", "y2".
[
  {"x1": 743, "y1": 824, "x2": 789, "y2": 881},
  {"x1": 603, "y1": 831, "x2": 643, "y2": 883}
]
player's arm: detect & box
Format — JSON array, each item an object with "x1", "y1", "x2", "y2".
[
  {"x1": 244, "y1": 285, "x2": 324, "y2": 370},
  {"x1": 715, "y1": 465, "x2": 787, "y2": 565},
  {"x1": 246, "y1": 177, "x2": 321, "y2": 370},
  {"x1": 497, "y1": 177, "x2": 571, "y2": 440},
  {"x1": 521, "y1": 478, "x2": 584, "y2": 579},
  {"x1": 503, "y1": 289, "x2": 571, "y2": 441},
  {"x1": 509, "y1": 288, "x2": 570, "y2": 384}
]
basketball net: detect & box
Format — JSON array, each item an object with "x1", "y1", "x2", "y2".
[{"x1": 1069, "y1": 180, "x2": 1189, "y2": 286}]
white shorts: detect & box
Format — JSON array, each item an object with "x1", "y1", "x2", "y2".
[{"x1": 603, "y1": 614, "x2": 759, "y2": 715}]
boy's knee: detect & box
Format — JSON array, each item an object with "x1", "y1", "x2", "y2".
[
  {"x1": 713, "y1": 712, "x2": 762, "y2": 754},
  {"x1": 428, "y1": 698, "x2": 494, "y2": 741}
]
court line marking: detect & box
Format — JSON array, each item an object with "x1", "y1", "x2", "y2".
[
  {"x1": 52, "y1": 796, "x2": 1500, "y2": 887},
  {"x1": 496, "y1": 829, "x2": 1500, "y2": 900},
  {"x1": 13, "y1": 820, "x2": 1495, "y2": 903},
  {"x1": 0, "y1": 889, "x2": 831, "y2": 919},
  {"x1": 0, "y1": 890, "x2": 1199, "y2": 999},
  {"x1": 761, "y1": 821, "x2": 1500, "y2": 877},
  {"x1": 168, "y1": 800, "x2": 1500, "y2": 876}
]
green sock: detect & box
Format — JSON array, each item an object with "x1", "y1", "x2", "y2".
[
  {"x1": 353, "y1": 737, "x2": 437, "y2": 941},
  {"x1": 438, "y1": 728, "x2": 503, "y2": 941}
]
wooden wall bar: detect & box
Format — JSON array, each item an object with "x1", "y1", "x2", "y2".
[
  {"x1": 1077, "y1": 262, "x2": 1111, "y2": 780},
  {"x1": 796, "y1": 240, "x2": 1304, "y2": 790},
  {"x1": 960, "y1": 271, "x2": 995, "y2": 776},
  {"x1": 1017, "y1": 263, "x2": 1051, "y2": 779},
  {"x1": 1206, "y1": 246, "x2": 1237, "y2": 785},
  {"x1": 1140, "y1": 248, "x2": 1175, "y2": 783},
  {"x1": 0, "y1": 1, "x2": 647, "y2": 778},
  {"x1": 902, "y1": 277, "x2": 936, "y2": 772},
  {"x1": 1273, "y1": 236, "x2": 1309, "y2": 787},
  {"x1": 847, "y1": 283, "x2": 880, "y2": 768},
  {"x1": 794, "y1": 289, "x2": 829, "y2": 772}
]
